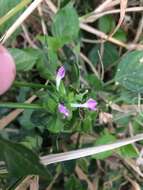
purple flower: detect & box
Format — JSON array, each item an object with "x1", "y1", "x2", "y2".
[
  {"x1": 85, "y1": 98, "x2": 97, "y2": 110},
  {"x1": 56, "y1": 66, "x2": 65, "y2": 91},
  {"x1": 58, "y1": 103, "x2": 69, "y2": 118},
  {"x1": 70, "y1": 98, "x2": 97, "y2": 111}
]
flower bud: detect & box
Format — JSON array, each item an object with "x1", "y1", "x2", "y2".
[{"x1": 56, "y1": 66, "x2": 65, "y2": 91}]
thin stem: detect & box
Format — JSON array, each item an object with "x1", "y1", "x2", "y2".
[
  {"x1": 81, "y1": 7, "x2": 143, "y2": 23},
  {"x1": 71, "y1": 103, "x2": 85, "y2": 108},
  {"x1": 80, "y1": 23, "x2": 127, "y2": 49},
  {"x1": 104, "y1": 79, "x2": 115, "y2": 86},
  {"x1": 0, "y1": 95, "x2": 37, "y2": 129},
  {"x1": 94, "y1": 0, "x2": 113, "y2": 14},
  {"x1": 0, "y1": 102, "x2": 44, "y2": 110},
  {"x1": 80, "y1": 52, "x2": 100, "y2": 79},
  {"x1": 13, "y1": 81, "x2": 48, "y2": 89},
  {"x1": 21, "y1": 24, "x2": 38, "y2": 48},
  {"x1": 37, "y1": 5, "x2": 48, "y2": 35},
  {"x1": 133, "y1": 14, "x2": 143, "y2": 43},
  {"x1": 45, "y1": 0, "x2": 57, "y2": 13}
]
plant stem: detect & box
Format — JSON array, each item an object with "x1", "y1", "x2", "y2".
[
  {"x1": 104, "y1": 79, "x2": 115, "y2": 86},
  {"x1": 13, "y1": 81, "x2": 48, "y2": 89},
  {"x1": 0, "y1": 102, "x2": 44, "y2": 110}
]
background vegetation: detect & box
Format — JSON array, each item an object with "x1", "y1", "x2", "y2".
[{"x1": 1, "y1": 0, "x2": 143, "y2": 189}]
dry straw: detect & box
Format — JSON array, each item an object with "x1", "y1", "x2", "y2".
[{"x1": 41, "y1": 134, "x2": 143, "y2": 165}]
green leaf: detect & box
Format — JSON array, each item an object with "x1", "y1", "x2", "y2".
[
  {"x1": 86, "y1": 74, "x2": 103, "y2": 90},
  {"x1": 16, "y1": 87, "x2": 30, "y2": 102},
  {"x1": 114, "y1": 112, "x2": 130, "y2": 127},
  {"x1": 47, "y1": 36, "x2": 67, "y2": 51},
  {"x1": 37, "y1": 35, "x2": 59, "y2": 71},
  {"x1": 60, "y1": 0, "x2": 71, "y2": 7},
  {"x1": 48, "y1": 48, "x2": 58, "y2": 65},
  {"x1": 38, "y1": 90, "x2": 58, "y2": 113},
  {"x1": 62, "y1": 160, "x2": 76, "y2": 175},
  {"x1": 44, "y1": 97, "x2": 57, "y2": 114},
  {"x1": 113, "y1": 28, "x2": 127, "y2": 42},
  {"x1": 118, "y1": 89, "x2": 138, "y2": 104},
  {"x1": 9, "y1": 48, "x2": 40, "y2": 71},
  {"x1": 51, "y1": 3, "x2": 79, "y2": 42},
  {"x1": 21, "y1": 135, "x2": 42, "y2": 151},
  {"x1": 19, "y1": 109, "x2": 35, "y2": 129},
  {"x1": 0, "y1": 137, "x2": 50, "y2": 178},
  {"x1": 82, "y1": 116, "x2": 92, "y2": 132},
  {"x1": 38, "y1": 35, "x2": 67, "y2": 51},
  {"x1": 31, "y1": 110, "x2": 50, "y2": 128},
  {"x1": 64, "y1": 175, "x2": 87, "y2": 190},
  {"x1": 62, "y1": 44, "x2": 80, "y2": 87},
  {"x1": 118, "y1": 144, "x2": 138, "y2": 158},
  {"x1": 98, "y1": 15, "x2": 115, "y2": 33},
  {"x1": 36, "y1": 49, "x2": 58, "y2": 80},
  {"x1": 46, "y1": 117, "x2": 64, "y2": 133},
  {"x1": 59, "y1": 82, "x2": 67, "y2": 97},
  {"x1": 68, "y1": 59, "x2": 80, "y2": 87},
  {"x1": 88, "y1": 43, "x2": 119, "y2": 66},
  {"x1": 115, "y1": 51, "x2": 143, "y2": 93},
  {"x1": 92, "y1": 130, "x2": 116, "y2": 160}
]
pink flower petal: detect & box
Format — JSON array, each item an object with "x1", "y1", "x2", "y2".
[
  {"x1": 58, "y1": 103, "x2": 69, "y2": 118},
  {"x1": 86, "y1": 98, "x2": 97, "y2": 110},
  {"x1": 56, "y1": 66, "x2": 65, "y2": 91},
  {"x1": 57, "y1": 66, "x2": 65, "y2": 79},
  {"x1": 0, "y1": 45, "x2": 16, "y2": 95}
]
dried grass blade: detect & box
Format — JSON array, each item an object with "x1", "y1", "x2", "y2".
[
  {"x1": 41, "y1": 133, "x2": 143, "y2": 165},
  {"x1": 110, "y1": 0, "x2": 128, "y2": 36},
  {"x1": 0, "y1": 0, "x2": 44, "y2": 44},
  {"x1": 94, "y1": 0, "x2": 114, "y2": 13}
]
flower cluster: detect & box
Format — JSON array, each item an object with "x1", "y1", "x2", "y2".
[{"x1": 56, "y1": 66, "x2": 97, "y2": 118}]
